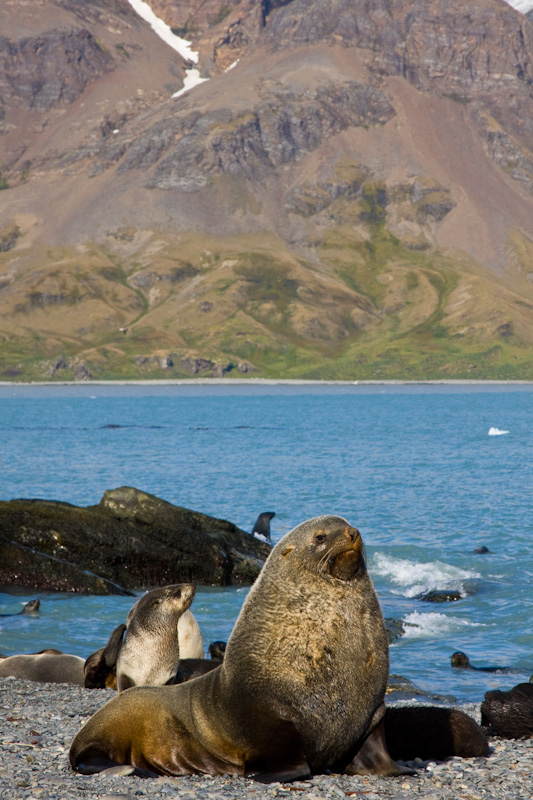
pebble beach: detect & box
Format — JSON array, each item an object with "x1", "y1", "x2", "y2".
[{"x1": 0, "y1": 678, "x2": 531, "y2": 800}]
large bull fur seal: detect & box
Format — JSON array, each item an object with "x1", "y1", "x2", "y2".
[{"x1": 70, "y1": 515, "x2": 410, "y2": 781}]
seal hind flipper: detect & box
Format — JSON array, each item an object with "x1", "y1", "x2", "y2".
[{"x1": 342, "y1": 720, "x2": 416, "y2": 777}]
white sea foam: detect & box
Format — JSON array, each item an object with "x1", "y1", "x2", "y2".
[
  {"x1": 488, "y1": 427, "x2": 509, "y2": 436},
  {"x1": 372, "y1": 553, "x2": 480, "y2": 598},
  {"x1": 401, "y1": 611, "x2": 485, "y2": 639}
]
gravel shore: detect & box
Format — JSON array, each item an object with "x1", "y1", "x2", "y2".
[{"x1": 0, "y1": 677, "x2": 531, "y2": 800}]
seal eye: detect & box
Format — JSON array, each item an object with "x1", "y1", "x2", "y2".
[{"x1": 315, "y1": 533, "x2": 327, "y2": 544}]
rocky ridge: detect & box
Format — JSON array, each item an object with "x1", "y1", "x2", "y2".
[{"x1": 0, "y1": 0, "x2": 533, "y2": 380}]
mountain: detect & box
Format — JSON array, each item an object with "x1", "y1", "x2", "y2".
[{"x1": 1, "y1": 0, "x2": 533, "y2": 381}]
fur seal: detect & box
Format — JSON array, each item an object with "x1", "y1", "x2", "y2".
[
  {"x1": 70, "y1": 515, "x2": 411, "y2": 781},
  {"x1": 208, "y1": 641, "x2": 226, "y2": 660},
  {"x1": 84, "y1": 624, "x2": 127, "y2": 690},
  {"x1": 0, "y1": 650, "x2": 85, "y2": 685},
  {"x1": 177, "y1": 609, "x2": 204, "y2": 659},
  {"x1": 481, "y1": 682, "x2": 533, "y2": 739},
  {"x1": 173, "y1": 658, "x2": 222, "y2": 684},
  {"x1": 116, "y1": 583, "x2": 196, "y2": 692},
  {"x1": 384, "y1": 706, "x2": 489, "y2": 760},
  {"x1": 0, "y1": 599, "x2": 40, "y2": 616},
  {"x1": 252, "y1": 511, "x2": 275, "y2": 541},
  {"x1": 451, "y1": 651, "x2": 521, "y2": 673}
]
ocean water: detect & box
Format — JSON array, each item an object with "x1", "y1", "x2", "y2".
[{"x1": 1, "y1": 382, "x2": 532, "y2": 704}]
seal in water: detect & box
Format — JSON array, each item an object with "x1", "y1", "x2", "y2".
[
  {"x1": 116, "y1": 584, "x2": 196, "y2": 692},
  {"x1": 0, "y1": 599, "x2": 40, "y2": 617},
  {"x1": 0, "y1": 650, "x2": 85, "y2": 685},
  {"x1": 481, "y1": 683, "x2": 533, "y2": 739},
  {"x1": 251, "y1": 512, "x2": 275, "y2": 541},
  {"x1": 70, "y1": 515, "x2": 411, "y2": 781},
  {"x1": 451, "y1": 651, "x2": 521, "y2": 673}
]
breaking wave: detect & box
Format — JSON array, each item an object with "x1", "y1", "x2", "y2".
[
  {"x1": 401, "y1": 611, "x2": 486, "y2": 639},
  {"x1": 372, "y1": 553, "x2": 481, "y2": 598}
]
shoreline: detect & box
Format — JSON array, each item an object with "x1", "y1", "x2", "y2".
[
  {"x1": 1, "y1": 378, "x2": 533, "y2": 386},
  {"x1": 0, "y1": 678, "x2": 531, "y2": 800}
]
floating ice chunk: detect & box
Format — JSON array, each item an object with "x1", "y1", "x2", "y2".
[{"x1": 488, "y1": 427, "x2": 509, "y2": 436}]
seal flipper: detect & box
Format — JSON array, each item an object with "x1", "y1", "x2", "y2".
[
  {"x1": 342, "y1": 720, "x2": 416, "y2": 777},
  {"x1": 75, "y1": 755, "x2": 159, "y2": 778}
]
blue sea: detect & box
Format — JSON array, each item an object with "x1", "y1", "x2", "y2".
[{"x1": 1, "y1": 381, "x2": 532, "y2": 704}]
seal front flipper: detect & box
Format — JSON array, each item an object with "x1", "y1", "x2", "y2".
[
  {"x1": 342, "y1": 720, "x2": 416, "y2": 777},
  {"x1": 74, "y1": 755, "x2": 159, "y2": 778}
]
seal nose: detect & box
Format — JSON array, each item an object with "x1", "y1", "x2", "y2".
[{"x1": 345, "y1": 526, "x2": 360, "y2": 544}]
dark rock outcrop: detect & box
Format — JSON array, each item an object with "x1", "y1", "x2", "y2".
[
  {"x1": 0, "y1": 487, "x2": 271, "y2": 594},
  {"x1": 0, "y1": 28, "x2": 115, "y2": 112}
]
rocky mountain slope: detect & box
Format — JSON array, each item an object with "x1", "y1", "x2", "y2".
[{"x1": 1, "y1": 0, "x2": 533, "y2": 381}]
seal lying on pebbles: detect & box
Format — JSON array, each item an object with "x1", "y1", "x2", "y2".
[
  {"x1": 384, "y1": 706, "x2": 489, "y2": 760},
  {"x1": 481, "y1": 682, "x2": 533, "y2": 738},
  {"x1": 71, "y1": 515, "x2": 411, "y2": 781},
  {"x1": 0, "y1": 649, "x2": 85, "y2": 685},
  {"x1": 116, "y1": 584, "x2": 196, "y2": 692}
]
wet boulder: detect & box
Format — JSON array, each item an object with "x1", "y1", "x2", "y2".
[{"x1": 0, "y1": 487, "x2": 271, "y2": 594}]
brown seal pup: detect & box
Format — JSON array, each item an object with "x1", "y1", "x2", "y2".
[
  {"x1": 208, "y1": 640, "x2": 226, "y2": 660},
  {"x1": 481, "y1": 683, "x2": 533, "y2": 738},
  {"x1": 116, "y1": 584, "x2": 196, "y2": 692},
  {"x1": 384, "y1": 706, "x2": 489, "y2": 760},
  {"x1": 0, "y1": 649, "x2": 85, "y2": 685},
  {"x1": 84, "y1": 624, "x2": 127, "y2": 690},
  {"x1": 172, "y1": 658, "x2": 222, "y2": 684},
  {"x1": 70, "y1": 515, "x2": 410, "y2": 781}
]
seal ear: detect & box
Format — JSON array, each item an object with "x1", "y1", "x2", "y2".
[{"x1": 281, "y1": 545, "x2": 295, "y2": 557}]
